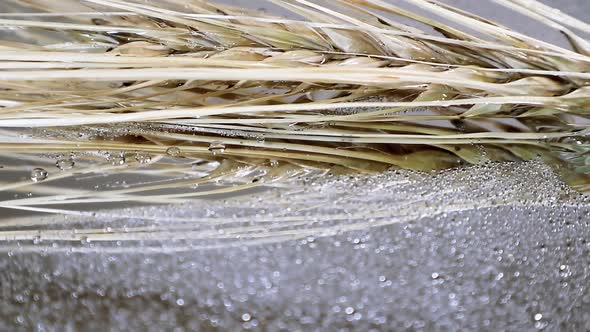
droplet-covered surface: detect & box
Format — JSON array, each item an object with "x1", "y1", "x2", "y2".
[{"x1": 1, "y1": 161, "x2": 589, "y2": 331}]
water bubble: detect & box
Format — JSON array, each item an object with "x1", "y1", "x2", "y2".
[
  {"x1": 208, "y1": 141, "x2": 226, "y2": 156},
  {"x1": 241, "y1": 313, "x2": 251, "y2": 322},
  {"x1": 534, "y1": 313, "x2": 543, "y2": 321},
  {"x1": 166, "y1": 147, "x2": 181, "y2": 157},
  {"x1": 30, "y1": 168, "x2": 48, "y2": 182}
]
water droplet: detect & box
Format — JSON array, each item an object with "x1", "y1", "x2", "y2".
[
  {"x1": 534, "y1": 313, "x2": 543, "y2": 321},
  {"x1": 166, "y1": 147, "x2": 181, "y2": 157},
  {"x1": 56, "y1": 157, "x2": 75, "y2": 171},
  {"x1": 241, "y1": 313, "x2": 251, "y2": 321},
  {"x1": 109, "y1": 153, "x2": 126, "y2": 166},
  {"x1": 431, "y1": 272, "x2": 440, "y2": 279},
  {"x1": 135, "y1": 152, "x2": 152, "y2": 164},
  {"x1": 176, "y1": 298, "x2": 185, "y2": 306},
  {"x1": 30, "y1": 168, "x2": 48, "y2": 182},
  {"x1": 208, "y1": 141, "x2": 226, "y2": 156},
  {"x1": 345, "y1": 307, "x2": 355, "y2": 315}
]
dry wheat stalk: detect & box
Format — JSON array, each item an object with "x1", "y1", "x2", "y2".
[{"x1": 0, "y1": 0, "x2": 589, "y2": 218}]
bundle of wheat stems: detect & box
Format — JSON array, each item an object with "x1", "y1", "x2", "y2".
[{"x1": 0, "y1": 0, "x2": 589, "y2": 221}]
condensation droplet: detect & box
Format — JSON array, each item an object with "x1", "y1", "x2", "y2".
[
  {"x1": 166, "y1": 147, "x2": 181, "y2": 157},
  {"x1": 135, "y1": 152, "x2": 152, "y2": 164},
  {"x1": 109, "y1": 153, "x2": 126, "y2": 166},
  {"x1": 56, "y1": 157, "x2": 75, "y2": 171},
  {"x1": 208, "y1": 141, "x2": 226, "y2": 156},
  {"x1": 30, "y1": 168, "x2": 48, "y2": 182}
]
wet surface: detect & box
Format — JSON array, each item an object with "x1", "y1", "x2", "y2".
[
  {"x1": 2, "y1": 206, "x2": 590, "y2": 331},
  {"x1": 1, "y1": 162, "x2": 590, "y2": 331}
]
